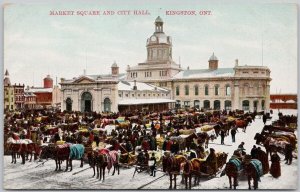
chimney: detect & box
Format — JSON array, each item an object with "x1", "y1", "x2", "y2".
[
  {"x1": 133, "y1": 80, "x2": 137, "y2": 90},
  {"x1": 235, "y1": 59, "x2": 239, "y2": 67}
]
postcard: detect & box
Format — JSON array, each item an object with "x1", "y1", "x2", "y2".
[{"x1": 3, "y1": 0, "x2": 298, "y2": 190}]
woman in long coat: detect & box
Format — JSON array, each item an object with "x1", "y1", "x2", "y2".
[{"x1": 270, "y1": 151, "x2": 281, "y2": 178}]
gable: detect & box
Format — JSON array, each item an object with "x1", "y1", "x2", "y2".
[{"x1": 74, "y1": 76, "x2": 95, "y2": 84}]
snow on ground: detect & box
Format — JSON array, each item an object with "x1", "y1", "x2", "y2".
[{"x1": 3, "y1": 110, "x2": 298, "y2": 190}]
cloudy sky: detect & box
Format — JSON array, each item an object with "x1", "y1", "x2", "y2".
[{"x1": 4, "y1": 0, "x2": 298, "y2": 93}]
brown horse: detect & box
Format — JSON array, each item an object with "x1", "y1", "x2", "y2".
[
  {"x1": 88, "y1": 148, "x2": 120, "y2": 181},
  {"x1": 40, "y1": 143, "x2": 84, "y2": 171},
  {"x1": 224, "y1": 158, "x2": 242, "y2": 189},
  {"x1": 182, "y1": 158, "x2": 202, "y2": 189},
  {"x1": 162, "y1": 154, "x2": 187, "y2": 189},
  {"x1": 235, "y1": 119, "x2": 249, "y2": 132},
  {"x1": 242, "y1": 155, "x2": 263, "y2": 190}
]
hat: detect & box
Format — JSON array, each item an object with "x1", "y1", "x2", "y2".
[{"x1": 210, "y1": 148, "x2": 215, "y2": 152}]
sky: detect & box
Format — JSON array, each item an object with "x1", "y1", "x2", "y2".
[{"x1": 3, "y1": 0, "x2": 298, "y2": 93}]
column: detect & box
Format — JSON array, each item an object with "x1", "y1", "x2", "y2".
[
  {"x1": 265, "y1": 82, "x2": 271, "y2": 112},
  {"x1": 233, "y1": 81, "x2": 239, "y2": 110},
  {"x1": 220, "y1": 99, "x2": 224, "y2": 110}
]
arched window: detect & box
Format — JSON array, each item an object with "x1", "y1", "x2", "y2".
[
  {"x1": 185, "y1": 85, "x2": 189, "y2": 95},
  {"x1": 81, "y1": 92, "x2": 92, "y2": 112},
  {"x1": 203, "y1": 100, "x2": 210, "y2": 109},
  {"x1": 214, "y1": 100, "x2": 220, "y2": 110},
  {"x1": 194, "y1": 85, "x2": 199, "y2": 96},
  {"x1": 176, "y1": 86, "x2": 180, "y2": 96},
  {"x1": 104, "y1": 98, "x2": 111, "y2": 112},
  {"x1": 242, "y1": 100, "x2": 250, "y2": 111},
  {"x1": 224, "y1": 100, "x2": 232, "y2": 110},
  {"x1": 194, "y1": 100, "x2": 200, "y2": 109},
  {"x1": 225, "y1": 84, "x2": 231, "y2": 96},
  {"x1": 205, "y1": 85, "x2": 209, "y2": 96},
  {"x1": 66, "y1": 98, "x2": 72, "y2": 112},
  {"x1": 261, "y1": 100, "x2": 265, "y2": 110},
  {"x1": 215, "y1": 85, "x2": 219, "y2": 96}
]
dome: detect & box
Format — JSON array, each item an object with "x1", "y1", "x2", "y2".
[
  {"x1": 209, "y1": 53, "x2": 218, "y2": 61},
  {"x1": 155, "y1": 16, "x2": 163, "y2": 23},
  {"x1": 111, "y1": 61, "x2": 118, "y2": 68}
]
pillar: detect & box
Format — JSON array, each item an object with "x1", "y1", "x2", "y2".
[
  {"x1": 233, "y1": 81, "x2": 240, "y2": 110},
  {"x1": 265, "y1": 82, "x2": 271, "y2": 112}
]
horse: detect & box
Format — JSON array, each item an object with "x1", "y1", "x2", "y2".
[
  {"x1": 242, "y1": 155, "x2": 263, "y2": 190},
  {"x1": 162, "y1": 153, "x2": 187, "y2": 189},
  {"x1": 235, "y1": 119, "x2": 249, "y2": 132},
  {"x1": 40, "y1": 143, "x2": 84, "y2": 171},
  {"x1": 224, "y1": 158, "x2": 242, "y2": 189},
  {"x1": 182, "y1": 158, "x2": 202, "y2": 189},
  {"x1": 88, "y1": 148, "x2": 120, "y2": 181},
  {"x1": 6, "y1": 137, "x2": 33, "y2": 164}
]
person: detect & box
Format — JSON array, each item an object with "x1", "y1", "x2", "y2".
[
  {"x1": 250, "y1": 145, "x2": 258, "y2": 159},
  {"x1": 256, "y1": 147, "x2": 269, "y2": 174},
  {"x1": 125, "y1": 140, "x2": 133, "y2": 152},
  {"x1": 262, "y1": 114, "x2": 267, "y2": 125},
  {"x1": 285, "y1": 143, "x2": 293, "y2": 165},
  {"x1": 230, "y1": 127, "x2": 237, "y2": 143},
  {"x1": 137, "y1": 151, "x2": 145, "y2": 166},
  {"x1": 270, "y1": 150, "x2": 281, "y2": 178},
  {"x1": 220, "y1": 129, "x2": 225, "y2": 145},
  {"x1": 205, "y1": 148, "x2": 217, "y2": 173},
  {"x1": 171, "y1": 141, "x2": 179, "y2": 154},
  {"x1": 149, "y1": 153, "x2": 157, "y2": 177},
  {"x1": 238, "y1": 142, "x2": 246, "y2": 155}
]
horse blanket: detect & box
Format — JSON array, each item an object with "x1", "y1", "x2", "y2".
[
  {"x1": 228, "y1": 158, "x2": 242, "y2": 171},
  {"x1": 69, "y1": 144, "x2": 85, "y2": 159},
  {"x1": 250, "y1": 159, "x2": 263, "y2": 182},
  {"x1": 56, "y1": 144, "x2": 70, "y2": 160}
]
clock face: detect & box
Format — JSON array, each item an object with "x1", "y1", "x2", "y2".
[{"x1": 150, "y1": 36, "x2": 157, "y2": 41}]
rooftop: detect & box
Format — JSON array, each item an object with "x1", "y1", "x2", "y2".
[{"x1": 172, "y1": 68, "x2": 234, "y2": 79}]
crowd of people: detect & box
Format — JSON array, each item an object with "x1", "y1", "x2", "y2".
[{"x1": 4, "y1": 107, "x2": 297, "y2": 182}]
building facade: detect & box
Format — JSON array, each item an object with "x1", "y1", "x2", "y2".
[
  {"x1": 126, "y1": 17, "x2": 271, "y2": 112},
  {"x1": 60, "y1": 68, "x2": 119, "y2": 113},
  {"x1": 4, "y1": 70, "x2": 15, "y2": 111},
  {"x1": 59, "y1": 16, "x2": 271, "y2": 113},
  {"x1": 13, "y1": 83, "x2": 25, "y2": 109}
]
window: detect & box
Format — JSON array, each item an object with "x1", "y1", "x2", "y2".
[
  {"x1": 176, "y1": 86, "x2": 180, "y2": 96},
  {"x1": 215, "y1": 85, "x2": 219, "y2": 96},
  {"x1": 194, "y1": 85, "x2": 199, "y2": 96},
  {"x1": 125, "y1": 94, "x2": 129, "y2": 97},
  {"x1": 194, "y1": 100, "x2": 200, "y2": 109},
  {"x1": 184, "y1": 101, "x2": 190, "y2": 108},
  {"x1": 132, "y1": 94, "x2": 134, "y2": 97},
  {"x1": 143, "y1": 94, "x2": 145, "y2": 97},
  {"x1": 225, "y1": 85, "x2": 231, "y2": 96},
  {"x1": 185, "y1": 85, "x2": 189, "y2": 95},
  {"x1": 204, "y1": 100, "x2": 210, "y2": 109},
  {"x1": 138, "y1": 94, "x2": 140, "y2": 97},
  {"x1": 205, "y1": 85, "x2": 209, "y2": 96},
  {"x1": 175, "y1": 100, "x2": 181, "y2": 108},
  {"x1": 261, "y1": 100, "x2": 265, "y2": 110},
  {"x1": 242, "y1": 100, "x2": 250, "y2": 111},
  {"x1": 119, "y1": 94, "x2": 121, "y2": 97}
]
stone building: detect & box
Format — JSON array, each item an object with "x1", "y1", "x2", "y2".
[
  {"x1": 125, "y1": 16, "x2": 271, "y2": 112},
  {"x1": 60, "y1": 64, "x2": 119, "y2": 113},
  {"x1": 59, "y1": 16, "x2": 271, "y2": 113},
  {"x1": 172, "y1": 58, "x2": 271, "y2": 111}
]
